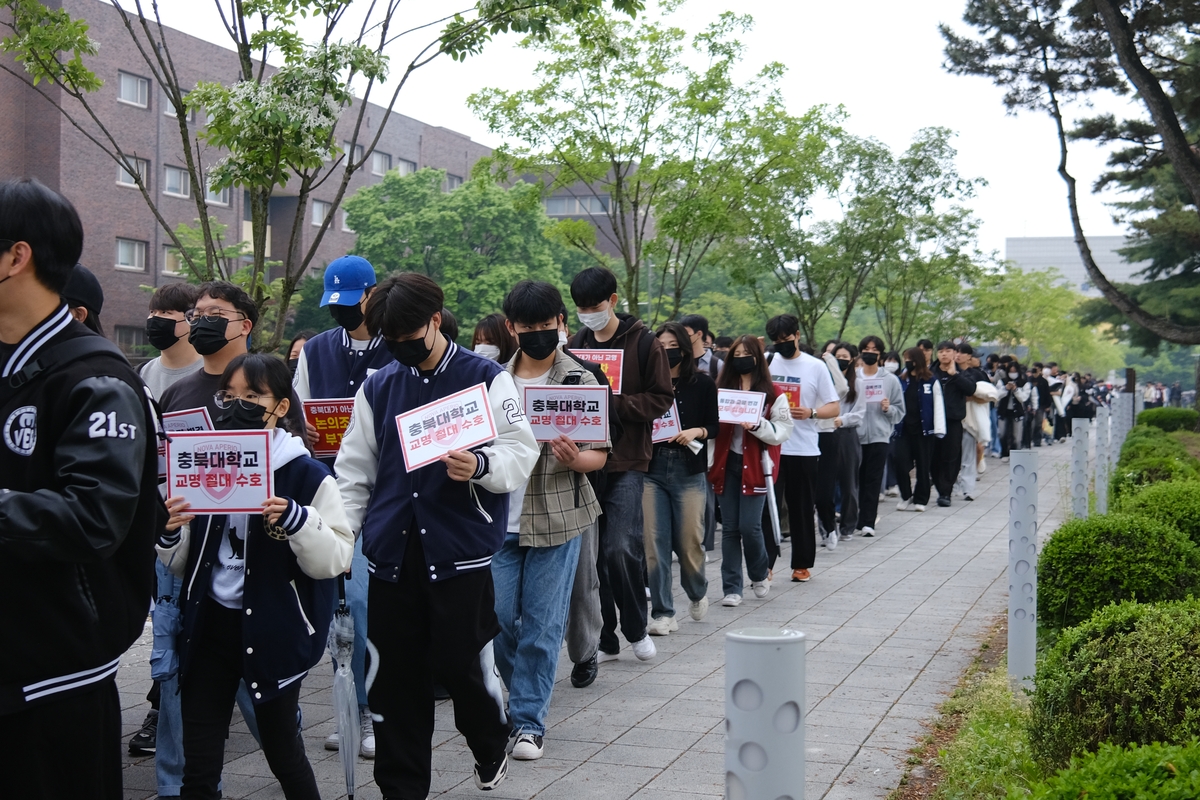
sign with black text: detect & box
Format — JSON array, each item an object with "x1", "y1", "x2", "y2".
[
  {"x1": 395, "y1": 383, "x2": 497, "y2": 471},
  {"x1": 166, "y1": 430, "x2": 272, "y2": 513},
  {"x1": 523, "y1": 385, "x2": 609, "y2": 443}
]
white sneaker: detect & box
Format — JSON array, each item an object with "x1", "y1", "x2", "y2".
[
  {"x1": 360, "y1": 708, "x2": 376, "y2": 759},
  {"x1": 631, "y1": 636, "x2": 657, "y2": 661},
  {"x1": 826, "y1": 529, "x2": 838, "y2": 551},
  {"x1": 511, "y1": 732, "x2": 544, "y2": 761},
  {"x1": 977, "y1": 458, "x2": 987, "y2": 475},
  {"x1": 722, "y1": 593, "x2": 742, "y2": 607},
  {"x1": 751, "y1": 580, "x2": 769, "y2": 599},
  {"x1": 689, "y1": 597, "x2": 709, "y2": 621},
  {"x1": 886, "y1": 486, "x2": 900, "y2": 497},
  {"x1": 1001, "y1": 456, "x2": 1010, "y2": 462},
  {"x1": 647, "y1": 616, "x2": 678, "y2": 636},
  {"x1": 914, "y1": 504, "x2": 926, "y2": 512},
  {"x1": 324, "y1": 731, "x2": 340, "y2": 751},
  {"x1": 597, "y1": 649, "x2": 620, "y2": 663},
  {"x1": 878, "y1": 493, "x2": 887, "y2": 502},
  {"x1": 896, "y1": 498, "x2": 912, "y2": 511},
  {"x1": 861, "y1": 526, "x2": 875, "y2": 538}
]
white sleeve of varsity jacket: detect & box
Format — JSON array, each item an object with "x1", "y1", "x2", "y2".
[
  {"x1": 156, "y1": 521, "x2": 192, "y2": 578},
  {"x1": 750, "y1": 394, "x2": 795, "y2": 447},
  {"x1": 334, "y1": 388, "x2": 378, "y2": 537},
  {"x1": 474, "y1": 370, "x2": 539, "y2": 495},
  {"x1": 288, "y1": 475, "x2": 355, "y2": 579},
  {"x1": 292, "y1": 349, "x2": 312, "y2": 401}
]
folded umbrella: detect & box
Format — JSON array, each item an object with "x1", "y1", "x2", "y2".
[{"x1": 328, "y1": 575, "x2": 359, "y2": 799}]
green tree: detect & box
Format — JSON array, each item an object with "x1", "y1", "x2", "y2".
[
  {"x1": 0, "y1": 0, "x2": 641, "y2": 350},
  {"x1": 343, "y1": 169, "x2": 569, "y2": 333}
]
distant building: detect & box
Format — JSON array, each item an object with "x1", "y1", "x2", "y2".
[{"x1": 1005, "y1": 236, "x2": 1150, "y2": 297}]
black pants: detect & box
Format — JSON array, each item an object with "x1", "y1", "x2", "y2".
[
  {"x1": 780, "y1": 454, "x2": 820, "y2": 571},
  {"x1": 1, "y1": 678, "x2": 121, "y2": 799},
  {"x1": 858, "y1": 442, "x2": 890, "y2": 529},
  {"x1": 816, "y1": 428, "x2": 861, "y2": 535},
  {"x1": 932, "y1": 419, "x2": 964, "y2": 499},
  {"x1": 894, "y1": 431, "x2": 933, "y2": 505},
  {"x1": 597, "y1": 471, "x2": 649, "y2": 653},
  {"x1": 180, "y1": 598, "x2": 318, "y2": 800},
  {"x1": 369, "y1": 531, "x2": 509, "y2": 800},
  {"x1": 999, "y1": 416, "x2": 1021, "y2": 457}
]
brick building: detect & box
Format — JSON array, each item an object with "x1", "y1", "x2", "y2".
[{"x1": 0, "y1": 0, "x2": 490, "y2": 352}]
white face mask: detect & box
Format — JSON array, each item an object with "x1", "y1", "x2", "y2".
[
  {"x1": 1009, "y1": 372, "x2": 1019, "y2": 379},
  {"x1": 1043, "y1": 368, "x2": 1052, "y2": 378},
  {"x1": 577, "y1": 307, "x2": 611, "y2": 332},
  {"x1": 558, "y1": 330, "x2": 569, "y2": 346},
  {"x1": 474, "y1": 343, "x2": 501, "y2": 361},
  {"x1": 883, "y1": 362, "x2": 899, "y2": 374}
]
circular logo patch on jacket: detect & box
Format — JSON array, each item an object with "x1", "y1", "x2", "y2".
[{"x1": 4, "y1": 405, "x2": 37, "y2": 456}]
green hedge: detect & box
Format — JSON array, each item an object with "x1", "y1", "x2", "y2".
[
  {"x1": 1137, "y1": 407, "x2": 1199, "y2": 433},
  {"x1": 1117, "y1": 435, "x2": 1189, "y2": 465},
  {"x1": 1016, "y1": 740, "x2": 1200, "y2": 799},
  {"x1": 1037, "y1": 514, "x2": 1200, "y2": 630},
  {"x1": 1029, "y1": 601, "x2": 1200, "y2": 769},
  {"x1": 1110, "y1": 455, "x2": 1200, "y2": 503},
  {"x1": 1120, "y1": 481, "x2": 1200, "y2": 545}
]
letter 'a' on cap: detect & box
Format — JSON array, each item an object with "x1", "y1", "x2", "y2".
[{"x1": 320, "y1": 255, "x2": 376, "y2": 307}]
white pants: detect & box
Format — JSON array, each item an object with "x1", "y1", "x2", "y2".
[{"x1": 955, "y1": 430, "x2": 977, "y2": 497}]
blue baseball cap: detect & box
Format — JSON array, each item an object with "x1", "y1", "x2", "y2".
[{"x1": 320, "y1": 255, "x2": 376, "y2": 307}]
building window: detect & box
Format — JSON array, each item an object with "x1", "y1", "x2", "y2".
[
  {"x1": 312, "y1": 199, "x2": 331, "y2": 227},
  {"x1": 371, "y1": 151, "x2": 391, "y2": 176},
  {"x1": 397, "y1": 159, "x2": 417, "y2": 176},
  {"x1": 117, "y1": 71, "x2": 149, "y2": 107},
  {"x1": 579, "y1": 195, "x2": 610, "y2": 214},
  {"x1": 116, "y1": 238, "x2": 148, "y2": 271},
  {"x1": 206, "y1": 180, "x2": 230, "y2": 206},
  {"x1": 341, "y1": 209, "x2": 354, "y2": 233},
  {"x1": 115, "y1": 325, "x2": 150, "y2": 355},
  {"x1": 162, "y1": 89, "x2": 193, "y2": 121},
  {"x1": 545, "y1": 197, "x2": 573, "y2": 216},
  {"x1": 343, "y1": 141, "x2": 364, "y2": 164},
  {"x1": 163, "y1": 246, "x2": 185, "y2": 276},
  {"x1": 163, "y1": 166, "x2": 191, "y2": 198},
  {"x1": 545, "y1": 195, "x2": 611, "y2": 215},
  {"x1": 446, "y1": 174, "x2": 463, "y2": 191},
  {"x1": 117, "y1": 157, "x2": 149, "y2": 187}
]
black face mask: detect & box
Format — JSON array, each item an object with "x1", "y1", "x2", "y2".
[
  {"x1": 329, "y1": 303, "x2": 365, "y2": 332},
  {"x1": 731, "y1": 356, "x2": 756, "y2": 375},
  {"x1": 146, "y1": 316, "x2": 181, "y2": 351},
  {"x1": 774, "y1": 340, "x2": 797, "y2": 359},
  {"x1": 288, "y1": 358, "x2": 300, "y2": 377},
  {"x1": 861, "y1": 352, "x2": 879, "y2": 366},
  {"x1": 904, "y1": 360, "x2": 915, "y2": 372},
  {"x1": 215, "y1": 401, "x2": 276, "y2": 431},
  {"x1": 189, "y1": 317, "x2": 236, "y2": 356},
  {"x1": 665, "y1": 348, "x2": 683, "y2": 368},
  {"x1": 386, "y1": 326, "x2": 433, "y2": 368},
  {"x1": 518, "y1": 329, "x2": 560, "y2": 361},
  {"x1": 836, "y1": 358, "x2": 852, "y2": 373}
]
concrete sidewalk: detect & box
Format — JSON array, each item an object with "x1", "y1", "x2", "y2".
[{"x1": 117, "y1": 443, "x2": 1070, "y2": 799}]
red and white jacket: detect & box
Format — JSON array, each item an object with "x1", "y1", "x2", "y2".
[{"x1": 708, "y1": 394, "x2": 793, "y2": 496}]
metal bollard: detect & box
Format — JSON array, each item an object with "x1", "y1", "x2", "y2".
[
  {"x1": 1135, "y1": 389, "x2": 1145, "y2": 418},
  {"x1": 1111, "y1": 394, "x2": 1130, "y2": 467},
  {"x1": 1071, "y1": 418, "x2": 1089, "y2": 519},
  {"x1": 725, "y1": 628, "x2": 806, "y2": 800},
  {"x1": 1096, "y1": 407, "x2": 1110, "y2": 515},
  {"x1": 1008, "y1": 451, "x2": 1038, "y2": 688}
]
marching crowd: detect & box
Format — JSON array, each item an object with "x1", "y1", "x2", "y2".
[{"x1": 1, "y1": 179, "x2": 1104, "y2": 800}]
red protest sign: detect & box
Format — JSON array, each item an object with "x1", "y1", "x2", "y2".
[
  {"x1": 774, "y1": 382, "x2": 802, "y2": 409},
  {"x1": 303, "y1": 399, "x2": 355, "y2": 457},
  {"x1": 569, "y1": 349, "x2": 624, "y2": 395}
]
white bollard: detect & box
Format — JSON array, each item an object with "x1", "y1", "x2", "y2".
[
  {"x1": 1008, "y1": 451, "x2": 1038, "y2": 688},
  {"x1": 1111, "y1": 394, "x2": 1131, "y2": 467},
  {"x1": 1096, "y1": 407, "x2": 1110, "y2": 515},
  {"x1": 725, "y1": 628, "x2": 806, "y2": 800},
  {"x1": 1071, "y1": 418, "x2": 1089, "y2": 519}
]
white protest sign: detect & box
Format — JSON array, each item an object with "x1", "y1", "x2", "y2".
[
  {"x1": 157, "y1": 407, "x2": 214, "y2": 479},
  {"x1": 165, "y1": 430, "x2": 272, "y2": 514},
  {"x1": 395, "y1": 383, "x2": 498, "y2": 471},
  {"x1": 652, "y1": 401, "x2": 682, "y2": 443},
  {"x1": 862, "y1": 378, "x2": 886, "y2": 404},
  {"x1": 717, "y1": 389, "x2": 766, "y2": 425},
  {"x1": 524, "y1": 385, "x2": 608, "y2": 443}
]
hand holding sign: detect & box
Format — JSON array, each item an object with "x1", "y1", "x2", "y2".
[
  {"x1": 440, "y1": 450, "x2": 481, "y2": 482},
  {"x1": 862, "y1": 378, "x2": 885, "y2": 404},
  {"x1": 717, "y1": 389, "x2": 767, "y2": 425},
  {"x1": 549, "y1": 435, "x2": 581, "y2": 467},
  {"x1": 395, "y1": 384, "x2": 498, "y2": 472}
]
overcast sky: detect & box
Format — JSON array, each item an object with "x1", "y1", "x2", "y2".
[{"x1": 151, "y1": 0, "x2": 1134, "y2": 258}]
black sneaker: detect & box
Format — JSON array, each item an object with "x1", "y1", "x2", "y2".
[
  {"x1": 937, "y1": 496, "x2": 952, "y2": 508},
  {"x1": 570, "y1": 655, "x2": 598, "y2": 689},
  {"x1": 474, "y1": 753, "x2": 509, "y2": 790},
  {"x1": 128, "y1": 709, "x2": 158, "y2": 755}
]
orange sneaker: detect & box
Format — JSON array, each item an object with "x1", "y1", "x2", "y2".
[{"x1": 791, "y1": 569, "x2": 811, "y2": 582}]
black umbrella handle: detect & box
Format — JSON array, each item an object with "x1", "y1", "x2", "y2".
[{"x1": 338, "y1": 572, "x2": 347, "y2": 609}]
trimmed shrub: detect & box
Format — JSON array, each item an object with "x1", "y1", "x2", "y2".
[
  {"x1": 1110, "y1": 455, "x2": 1200, "y2": 503},
  {"x1": 1016, "y1": 740, "x2": 1200, "y2": 799},
  {"x1": 1137, "y1": 406, "x2": 1199, "y2": 433},
  {"x1": 1029, "y1": 601, "x2": 1200, "y2": 769},
  {"x1": 1118, "y1": 435, "x2": 1189, "y2": 465},
  {"x1": 1121, "y1": 480, "x2": 1200, "y2": 545},
  {"x1": 1037, "y1": 514, "x2": 1200, "y2": 630}
]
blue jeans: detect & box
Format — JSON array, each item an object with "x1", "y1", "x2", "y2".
[
  {"x1": 643, "y1": 448, "x2": 708, "y2": 618},
  {"x1": 331, "y1": 536, "x2": 370, "y2": 709},
  {"x1": 989, "y1": 405, "x2": 1002, "y2": 456},
  {"x1": 718, "y1": 454, "x2": 769, "y2": 596},
  {"x1": 492, "y1": 531, "x2": 581, "y2": 736}
]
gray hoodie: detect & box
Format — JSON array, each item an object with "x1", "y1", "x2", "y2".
[{"x1": 855, "y1": 368, "x2": 905, "y2": 444}]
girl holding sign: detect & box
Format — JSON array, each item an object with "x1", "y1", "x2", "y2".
[
  {"x1": 157, "y1": 354, "x2": 354, "y2": 800},
  {"x1": 816, "y1": 344, "x2": 866, "y2": 545},
  {"x1": 708, "y1": 336, "x2": 794, "y2": 607}
]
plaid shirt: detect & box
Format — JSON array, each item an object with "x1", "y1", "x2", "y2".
[{"x1": 506, "y1": 348, "x2": 610, "y2": 547}]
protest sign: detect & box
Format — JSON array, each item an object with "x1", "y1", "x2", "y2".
[
  {"x1": 652, "y1": 401, "x2": 682, "y2": 443},
  {"x1": 303, "y1": 399, "x2": 355, "y2": 457},
  {"x1": 157, "y1": 407, "x2": 214, "y2": 479},
  {"x1": 568, "y1": 349, "x2": 624, "y2": 395},
  {"x1": 166, "y1": 430, "x2": 272, "y2": 513},
  {"x1": 717, "y1": 389, "x2": 766, "y2": 424},
  {"x1": 395, "y1": 383, "x2": 497, "y2": 471},
  {"x1": 774, "y1": 382, "x2": 802, "y2": 409},
  {"x1": 862, "y1": 378, "x2": 886, "y2": 404},
  {"x1": 524, "y1": 385, "x2": 608, "y2": 443}
]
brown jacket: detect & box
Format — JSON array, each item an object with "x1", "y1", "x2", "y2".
[{"x1": 570, "y1": 314, "x2": 674, "y2": 473}]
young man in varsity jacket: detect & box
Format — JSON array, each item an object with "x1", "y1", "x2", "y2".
[
  {"x1": 0, "y1": 179, "x2": 162, "y2": 799},
  {"x1": 292, "y1": 254, "x2": 392, "y2": 760},
  {"x1": 335, "y1": 273, "x2": 539, "y2": 799}
]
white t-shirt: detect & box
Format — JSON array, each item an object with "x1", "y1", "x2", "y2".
[
  {"x1": 507, "y1": 368, "x2": 551, "y2": 533},
  {"x1": 210, "y1": 514, "x2": 249, "y2": 609},
  {"x1": 769, "y1": 352, "x2": 839, "y2": 457}
]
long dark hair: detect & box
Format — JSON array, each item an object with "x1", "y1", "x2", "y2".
[
  {"x1": 656, "y1": 321, "x2": 695, "y2": 386},
  {"x1": 472, "y1": 313, "x2": 517, "y2": 363},
  {"x1": 717, "y1": 335, "x2": 778, "y2": 402},
  {"x1": 220, "y1": 353, "x2": 296, "y2": 436},
  {"x1": 835, "y1": 342, "x2": 859, "y2": 404},
  {"x1": 903, "y1": 347, "x2": 932, "y2": 382}
]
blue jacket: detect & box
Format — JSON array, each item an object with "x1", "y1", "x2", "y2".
[
  {"x1": 901, "y1": 376, "x2": 939, "y2": 437},
  {"x1": 296, "y1": 328, "x2": 393, "y2": 401}
]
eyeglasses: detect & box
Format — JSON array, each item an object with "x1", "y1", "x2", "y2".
[
  {"x1": 213, "y1": 391, "x2": 273, "y2": 411},
  {"x1": 185, "y1": 308, "x2": 247, "y2": 325}
]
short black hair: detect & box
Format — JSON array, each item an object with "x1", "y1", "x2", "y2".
[
  {"x1": 220, "y1": 353, "x2": 296, "y2": 436},
  {"x1": 570, "y1": 267, "x2": 618, "y2": 308},
  {"x1": 935, "y1": 340, "x2": 956, "y2": 352},
  {"x1": 765, "y1": 314, "x2": 799, "y2": 342},
  {"x1": 366, "y1": 272, "x2": 444, "y2": 339},
  {"x1": 197, "y1": 280, "x2": 258, "y2": 328},
  {"x1": 504, "y1": 280, "x2": 564, "y2": 326},
  {"x1": 440, "y1": 307, "x2": 459, "y2": 343},
  {"x1": 714, "y1": 336, "x2": 734, "y2": 349},
  {"x1": 917, "y1": 338, "x2": 934, "y2": 350},
  {"x1": 678, "y1": 314, "x2": 709, "y2": 336},
  {"x1": 0, "y1": 178, "x2": 84, "y2": 293},
  {"x1": 956, "y1": 342, "x2": 974, "y2": 356},
  {"x1": 150, "y1": 282, "x2": 202, "y2": 314},
  {"x1": 859, "y1": 335, "x2": 886, "y2": 353}
]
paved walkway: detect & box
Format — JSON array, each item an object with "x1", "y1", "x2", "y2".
[{"x1": 117, "y1": 442, "x2": 1071, "y2": 799}]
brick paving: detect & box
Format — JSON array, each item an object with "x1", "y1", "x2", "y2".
[{"x1": 117, "y1": 443, "x2": 1071, "y2": 799}]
